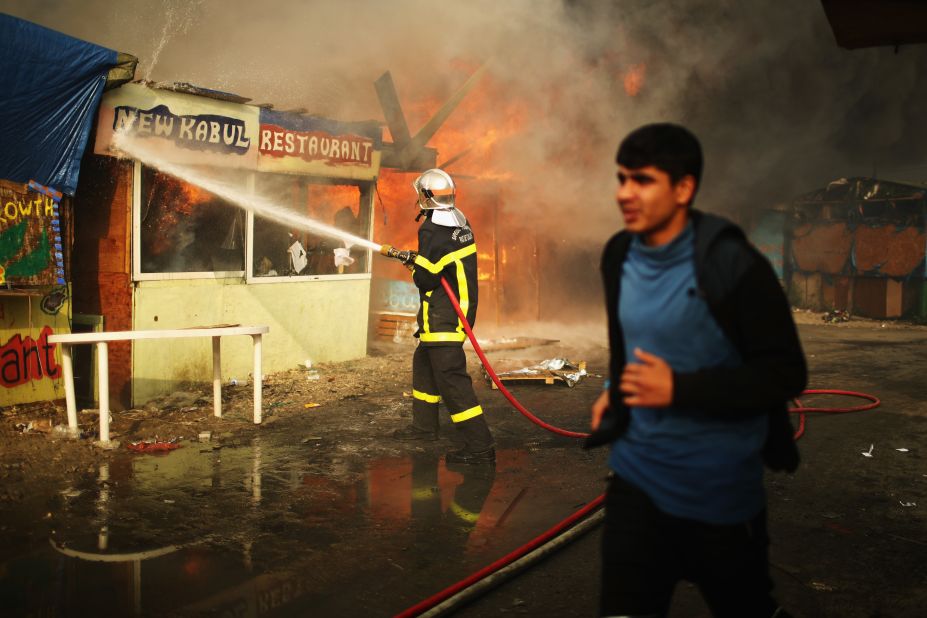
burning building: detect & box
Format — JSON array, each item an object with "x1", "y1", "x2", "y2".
[{"x1": 368, "y1": 64, "x2": 606, "y2": 342}]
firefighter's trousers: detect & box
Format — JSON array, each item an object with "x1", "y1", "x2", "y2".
[{"x1": 411, "y1": 343, "x2": 493, "y2": 451}]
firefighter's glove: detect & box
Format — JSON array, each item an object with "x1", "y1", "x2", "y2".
[
  {"x1": 403, "y1": 256, "x2": 416, "y2": 272},
  {"x1": 401, "y1": 250, "x2": 417, "y2": 265}
]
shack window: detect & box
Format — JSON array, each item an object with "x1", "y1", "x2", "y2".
[
  {"x1": 138, "y1": 166, "x2": 244, "y2": 274},
  {"x1": 250, "y1": 175, "x2": 371, "y2": 278}
]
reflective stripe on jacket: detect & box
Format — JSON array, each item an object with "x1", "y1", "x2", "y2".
[{"x1": 412, "y1": 216, "x2": 479, "y2": 345}]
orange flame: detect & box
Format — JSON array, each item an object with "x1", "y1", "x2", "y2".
[
  {"x1": 144, "y1": 172, "x2": 215, "y2": 256},
  {"x1": 624, "y1": 63, "x2": 647, "y2": 97}
]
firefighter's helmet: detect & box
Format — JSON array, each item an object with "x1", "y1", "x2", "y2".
[{"x1": 413, "y1": 168, "x2": 455, "y2": 210}]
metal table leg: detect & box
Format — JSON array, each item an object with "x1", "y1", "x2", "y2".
[
  {"x1": 60, "y1": 343, "x2": 78, "y2": 436},
  {"x1": 252, "y1": 334, "x2": 262, "y2": 424},
  {"x1": 212, "y1": 336, "x2": 222, "y2": 418},
  {"x1": 97, "y1": 342, "x2": 110, "y2": 443}
]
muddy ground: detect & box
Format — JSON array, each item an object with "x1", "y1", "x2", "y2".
[{"x1": 0, "y1": 312, "x2": 925, "y2": 617}]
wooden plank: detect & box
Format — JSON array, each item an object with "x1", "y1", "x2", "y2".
[
  {"x1": 484, "y1": 360, "x2": 586, "y2": 389},
  {"x1": 489, "y1": 375, "x2": 557, "y2": 389}
]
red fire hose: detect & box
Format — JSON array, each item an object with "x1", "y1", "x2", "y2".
[
  {"x1": 392, "y1": 277, "x2": 880, "y2": 618},
  {"x1": 438, "y1": 277, "x2": 881, "y2": 439},
  {"x1": 790, "y1": 389, "x2": 880, "y2": 439},
  {"x1": 394, "y1": 494, "x2": 605, "y2": 618},
  {"x1": 441, "y1": 278, "x2": 588, "y2": 438}
]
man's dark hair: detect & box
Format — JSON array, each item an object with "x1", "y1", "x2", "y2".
[{"x1": 616, "y1": 123, "x2": 703, "y2": 200}]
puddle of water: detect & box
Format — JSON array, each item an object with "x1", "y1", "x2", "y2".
[{"x1": 0, "y1": 435, "x2": 604, "y2": 616}]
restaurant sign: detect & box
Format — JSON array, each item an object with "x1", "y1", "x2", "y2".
[
  {"x1": 95, "y1": 84, "x2": 381, "y2": 180},
  {"x1": 257, "y1": 109, "x2": 381, "y2": 180}
]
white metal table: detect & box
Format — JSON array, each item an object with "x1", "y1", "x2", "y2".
[{"x1": 48, "y1": 325, "x2": 270, "y2": 442}]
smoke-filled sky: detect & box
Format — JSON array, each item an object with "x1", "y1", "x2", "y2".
[{"x1": 4, "y1": 0, "x2": 927, "y2": 241}]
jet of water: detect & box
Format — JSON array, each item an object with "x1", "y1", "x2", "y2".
[
  {"x1": 144, "y1": 1, "x2": 206, "y2": 82},
  {"x1": 113, "y1": 133, "x2": 383, "y2": 252}
]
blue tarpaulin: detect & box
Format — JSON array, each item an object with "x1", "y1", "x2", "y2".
[{"x1": 0, "y1": 13, "x2": 120, "y2": 195}]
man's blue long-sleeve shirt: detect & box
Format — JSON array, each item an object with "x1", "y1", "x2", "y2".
[{"x1": 609, "y1": 223, "x2": 767, "y2": 525}]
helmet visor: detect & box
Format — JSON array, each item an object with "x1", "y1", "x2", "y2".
[{"x1": 416, "y1": 186, "x2": 454, "y2": 209}]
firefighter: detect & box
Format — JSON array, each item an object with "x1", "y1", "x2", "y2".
[{"x1": 393, "y1": 168, "x2": 495, "y2": 465}]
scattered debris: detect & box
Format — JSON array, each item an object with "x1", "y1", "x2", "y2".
[
  {"x1": 198, "y1": 431, "x2": 212, "y2": 442},
  {"x1": 861, "y1": 444, "x2": 874, "y2": 457},
  {"x1": 485, "y1": 358, "x2": 588, "y2": 388},
  {"x1": 810, "y1": 581, "x2": 835, "y2": 592},
  {"x1": 386, "y1": 558, "x2": 405, "y2": 571},
  {"x1": 306, "y1": 370, "x2": 321, "y2": 381},
  {"x1": 127, "y1": 438, "x2": 183, "y2": 453},
  {"x1": 51, "y1": 424, "x2": 73, "y2": 437},
  {"x1": 822, "y1": 309, "x2": 850, "y2": 324},
  {"x1": 15, "y1": 419, "x2": 53, "y2": 434}
]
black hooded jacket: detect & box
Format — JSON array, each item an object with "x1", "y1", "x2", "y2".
[{"x1": 585, "y1": 210, "x2": 806, "y2": 472}]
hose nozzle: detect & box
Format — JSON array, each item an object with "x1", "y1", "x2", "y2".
[{"x1": 380, "y1": 244, "x2": 417, "y2": 264}]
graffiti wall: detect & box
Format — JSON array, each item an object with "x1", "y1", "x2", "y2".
[
  {"x1": 0, "y1": 292, "x2": 69, "y2": 405},
  {"x1": 0, "y1": 179, "x2": 65, "y2": 287}
]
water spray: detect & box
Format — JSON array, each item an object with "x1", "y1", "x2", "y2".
[
  {"x1": 114, "y1": 133, "x2": 429, "y2": 273},
  {"x1": 113, "y1": 133, "x2": 382, "y2": 253}
]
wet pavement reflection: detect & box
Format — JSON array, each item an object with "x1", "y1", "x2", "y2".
[{"x1": 0, "y1": 429, "x2": 603, "y2": 616}]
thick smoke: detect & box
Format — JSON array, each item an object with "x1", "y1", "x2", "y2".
[{"x1": 5, "y1": 0, "x2": 927, "y2": 237}]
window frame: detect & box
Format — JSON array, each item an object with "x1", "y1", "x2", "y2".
[
  {"x1": 245, "y1": 175, "x2": 375, "y2": 284},
  {"x1": 131, "y1": 161, "x2": 375, "y2": 283}
]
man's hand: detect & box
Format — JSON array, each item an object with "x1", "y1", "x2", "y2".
[
  {"x1": 590, "y1": 389, "x2": 610, "y2": 430},
  {"x1": 620, "y1": 348, "x2": 673, "y2": 407}
]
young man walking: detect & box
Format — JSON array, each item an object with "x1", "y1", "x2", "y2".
[{"x1": 588, "y1": 123, "x2": 806, "y2": 618}]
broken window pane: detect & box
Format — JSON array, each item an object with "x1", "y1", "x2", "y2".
[
  {"x1": 251, "y1": 175, "x2": 370, "y2": 277},
  {"x1": 139, "y1": 166, "x2": 244, "y2": 273}
]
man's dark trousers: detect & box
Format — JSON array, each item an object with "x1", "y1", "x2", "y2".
[{"x1": 601, "y1": 474, "x2": 780, "y2": 618}]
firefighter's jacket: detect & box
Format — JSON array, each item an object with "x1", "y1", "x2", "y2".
[{"x1": 412, "y1": 216, "x2": 478, "y2": 346}]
